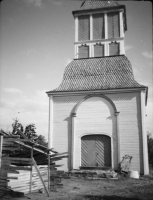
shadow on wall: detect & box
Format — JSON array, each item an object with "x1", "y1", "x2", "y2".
[
  {"x1": 136, "y1": 94, "x2": 144, "y2": 174},
  {"x1": 64, "y1": 116, "x2": 72, "y2": 171}
]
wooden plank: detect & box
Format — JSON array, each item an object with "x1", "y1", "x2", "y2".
[
  {"x1": 30, "y1": 147, "x2": 33, "y2": 193},
  {"x1": 7, "y1": 177, "x2": 18, "y2": 179},
  {"x1": 51, "y1": 152, "x2": 68, "y2": 157},
  {"x1": 14, "y1": 141, "x2": 48, "y2": 155},
  {"x1": 2, "y1": 166, "x2": 32, "y2": 171},
  {"x1": 0, "y1": 179, "x2": 10, "y2": 183},
  {"x1": 2, "y1": 157, "x2": 32, "y2": 161},
  {"x1": 32, "y1": 158, "x2": 50, "y2": 197},
  {"x1": 0, "y1": 169, "x2": 19, "y2": 174},
  {"x1": 3, "y1": 138, "x2": 32, "y2": 142},
  {"x1": 2, "y1": 147, "x2": 20, "y2": 151}
]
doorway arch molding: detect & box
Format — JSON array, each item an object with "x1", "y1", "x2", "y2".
[
  {"x1": 71, "y1": 94, "x2": 120, "y2": 170},
  {"x1": 72, "y1": 94, "x2": 118, "y2": 116}
]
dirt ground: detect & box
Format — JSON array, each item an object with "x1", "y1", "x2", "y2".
[{"x1": 1, "y1": 173, "x2": 153, "y2": 200}]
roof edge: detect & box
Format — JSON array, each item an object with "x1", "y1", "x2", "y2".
[{"x1": 46, "y1": 87, "x2": 148, "y2": 95}]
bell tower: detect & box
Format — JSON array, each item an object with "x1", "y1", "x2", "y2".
[{"x1": 72, "y1": 0, "x2": 127, "y2": 59}]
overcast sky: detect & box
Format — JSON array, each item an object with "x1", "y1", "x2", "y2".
[{"x1": 0, "y1": 0, "x2": 152, "y2": 139}]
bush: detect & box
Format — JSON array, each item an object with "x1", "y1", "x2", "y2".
[{"x1": 148, "y1": 132, "x2": 153, "y2": 167}]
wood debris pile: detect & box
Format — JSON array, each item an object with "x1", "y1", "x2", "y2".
[{"x1": 0, "y1": 130, "x2": 68, "y2": 197}]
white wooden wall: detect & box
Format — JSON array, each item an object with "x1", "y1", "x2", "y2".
[
  {"x1": 106, "y1": 92, "x2": 143, "y2": 174},
  {"x1": 53, "y1": 95, "x2": 85, "y2": 171},
  {"x1": 74, "y1": 97, "x2": 117, "y2": 169},
  {"x1": 52, "y1": 92, "x2": 143, "y2": 173}
]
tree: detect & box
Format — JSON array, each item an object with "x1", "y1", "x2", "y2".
[
  {"x1": 12, "y1": 118, "x2": 24, "y2": 135},
  {"x1": 11, "y1": 119, "x2": 48, "y2": 146},
  {"x1": 147, "y1": 132, "x2": 153, "y2": 167},
  {"x1": 36, "y1": 135, "x2": 48, "y2": 147},
  {"x1": 24, "y1": 124, "x2": 37, "y2": 140}
]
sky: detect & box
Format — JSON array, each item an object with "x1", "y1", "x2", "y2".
[{"x1": 0, "y1": 0, "x2": 152, "y2": 140}]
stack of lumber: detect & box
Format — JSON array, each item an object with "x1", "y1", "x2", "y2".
[
  {"x1": 0, "y1": 131, "x2": 68, "y2": 197},
  {"x1": 8, "y1": 165, "x2": 48, "y2": 194}
]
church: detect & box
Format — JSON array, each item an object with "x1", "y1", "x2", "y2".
[{"x1": 46, "y1": 0, "x2": 149, "y2": 175}]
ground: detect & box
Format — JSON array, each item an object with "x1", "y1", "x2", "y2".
[{"x1": 1, "y1": 172, "x2": 153, "y2": 200}]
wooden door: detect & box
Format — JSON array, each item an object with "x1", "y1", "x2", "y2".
[{"x1": 81, "y1": 135, "x2": 111, "y2": 167}]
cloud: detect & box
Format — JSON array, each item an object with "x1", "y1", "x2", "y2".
[
  {"x1": 26, "y1": 0, "x2": 43, "y2": 8},
  {"x1": 142, "y1": 51, "x2": 152, "y2": 59},
  {"x1": 51, "y1": 0, "x2": 63, "y2": 6},
  {"x1": 125, "y1": 45, "x2": 133, "y2": 51},
  {"x1": 0, "y1": 89, "x2": 48, "y2": 138},
  {"x1": 3, "y1": 87, "x2": 23, "y2": 94},
  {"x1": 26, "y1": 73, "x2": 34, "y2": 79}
]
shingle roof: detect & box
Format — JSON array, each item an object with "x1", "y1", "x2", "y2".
[
  {"x1": 80, "y1": 0, "x2": 120, "y2": 10},
  {"x1": 47, "y1": 55, "x2": 146, "y2": 93}
]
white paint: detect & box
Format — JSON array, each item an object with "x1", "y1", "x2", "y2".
[
  {"x1": 115, "y1": 112, "x2": 120, "y2": 164},
  {"x1": 74, "y1": 96, "x2": 117, "y2": 169},
  {"x1": 90, "y1": 15, "x2": 93, "y2": 41},
  {"x1": 119, "y1": 40, "x2": 125, "y2": 55},
  {"x1": 104, "y1": 13, "x2": 108, "y2": 39},
  {"x1": 119, "y1": 11, "x2": 124, "y2": 38},
  {"x1": 71, "y1": 113, "x2": 76, "y2": 169},
  {"x1": 140, "y1": 90, "x2": 149, "y2": 175},
  {"x1": 106, "y1": 92, "x2": 144, "y2": 174},
  {"x1": 48, "y1": 95, "x2": 53, "y2": 149}
]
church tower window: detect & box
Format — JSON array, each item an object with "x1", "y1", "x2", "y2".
[
  {"x1": 93, "y1": 14, "x2": 105, "y2": 40},
  {"x1": 107, "y1": 12, "x2": 120, "y2": 39},
  {"x1": 94, "y1": 44, "x2": 104, "y2": 57},
  {"x1": 109, "y1": 42, "x2": 119, "y2": 56},
  {"x1": 78, "y1": 45, "x2": 89, "y2": 58},
  {"x1": 78, "y1": 15, "x2": 90, "y2": 41}
]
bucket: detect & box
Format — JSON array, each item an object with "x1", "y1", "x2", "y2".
[{"x1": 129, "y1": 170, "x2": 139, "y2": 179}]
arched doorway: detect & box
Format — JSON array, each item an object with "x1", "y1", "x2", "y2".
[{"x1": 81, "y1": 135, "x2": 111, "y2": 167}]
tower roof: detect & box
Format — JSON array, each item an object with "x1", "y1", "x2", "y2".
[
  {"x1": 47, "y1": 55, "x2": 146, "y2": 94},
  {"x1": 80, "y1": 0, "x2": 120, "y2": 10}
]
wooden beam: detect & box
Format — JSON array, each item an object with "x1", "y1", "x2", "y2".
[
  {"x1": 2, "y1": 157, "x2": 32, "y2": 161},
  {"x1": 30, "y1": 147, "x2": 33, "y2": 193},
  {"x1": 48, "y1": 151, "x2": 50, "y2": 191},
  {"x1": 32, "y1": 158, "x2": 50, "y2": 197},
  {"x1": 14, "y1": 141, "x2": 48, "y2": 155}
]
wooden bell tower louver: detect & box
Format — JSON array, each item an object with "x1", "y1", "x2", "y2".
[{"x1": 72, "y1": 0, "x2": 127, "y2": 59}]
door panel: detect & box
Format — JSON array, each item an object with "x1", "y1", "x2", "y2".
[{"x1": 81, "y1": 135, "x2": 111, "y2": 167}]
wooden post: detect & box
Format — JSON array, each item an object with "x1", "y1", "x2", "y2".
[
  {"x1": 30, "y1": 146, "x2": 33, "y2": 193},
  {"x1": 0, "y1": 136, "x2": 3, "y2": 168},
  {"x1": 48, "y1": 95, "x2": 53, "y2": 150},
  {"x1": 48, "y1": 150, "x2": 50, "y2": 191},
  {"x1": 140, "y1": 90, "x2": 149, "y2": 175},
  {"x1": 115, "y1": 112, "x2": 120, "y2": 164},
  {"x1": 32, "y1": 158, "x2": 50, "y2": 197},
  {"x1": 71, "y1": 113, "x2": 76, "y2": 170}
]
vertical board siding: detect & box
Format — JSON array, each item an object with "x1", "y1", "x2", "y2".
[
  {"x1": 78, "y1": 15, "x2": 90, "y2": 41},
  {"x1": 75, "y1": 97, "x2": 117, "y2": 169},
  {"x1": 53, "y1": 95, "x2": 85, "y2": 171},
  {"x1": 106, "y1": 92, "x2": 143, "y2": 174},
  {"x1": 78, "y1": 46, "x2": 89, "y2": 59},
  {"x1": 52, "y1": 92, "x2": 143, "y2": 173},
  {"x1": 93, "y1": 14, "x2": 104, "y2": 40},
  {"x1": 109, "y1": 43, "x2": 119, "y2": 56},
  {"x1": 107, "y1": 12, "x2": 120, "y2": 39},
  {"x1": 94, "y1": 44, "x2": 104, "y2": 57}
]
